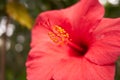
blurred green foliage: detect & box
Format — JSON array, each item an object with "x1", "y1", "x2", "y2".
[
  {"x1": 6, "y1": 1, "x2": 33, "y2": 29},
  {"x1": 0, "y1": 0, "x2": 120, "y2": 80}
]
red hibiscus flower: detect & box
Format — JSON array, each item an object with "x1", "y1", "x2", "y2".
[{"x1": 26, "y1": 0, "x2": 120, "y2": 80}]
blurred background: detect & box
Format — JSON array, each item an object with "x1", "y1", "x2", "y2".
[{"x1": 0, "y1": 0, "x2": 120, "y2": 80}]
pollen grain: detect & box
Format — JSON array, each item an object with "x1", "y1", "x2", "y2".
[{"x1": 48, "y1": 25, "x2": 70, "y2": 45}]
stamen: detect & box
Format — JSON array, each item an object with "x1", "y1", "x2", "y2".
[
  {"x1": 48, "y1": 25, "x2": 70, "y2": 45},
  {"x1": 48, "y1": 25, "x2": 83, "y2": 51}
]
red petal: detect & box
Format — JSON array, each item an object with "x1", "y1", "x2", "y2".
[
  {"x1": 61, "y1": 0, "x2": 104, "y2": 43},
  {"x1": 53, "y1": 58, "x2": 115, "y2": 80},
  {"x1": 26, "y1": 11, "x2": 74, "y2": 80},
  {"x1": 85, "y1": 18, "x2": 120, "y2": 65},
  {"x1": 61, "y1": 0, "x2": 104, "y2": 28},
  {"x1": 83, "y1": 59, "x2": 115, "y2": 80},
  {"x1": 31, "y1": 10, "x2": 72, "y2": 54},
  {"x1": 26, "y1": 54, "x2": 61, "y2": 80},
  {"x1": 53, "y1": 59, "x2": 81, "y2": 80}
]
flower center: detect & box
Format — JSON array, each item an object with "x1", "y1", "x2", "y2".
[{"x1": 48, "y1": 25, "x2": 88, "y2": 56}]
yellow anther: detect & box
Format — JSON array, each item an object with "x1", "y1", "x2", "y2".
[
  {"x1": 48, "y1": 25, "x2": 70, "y2": 45},
  {"x1": 48, "y1": 32, "x2": 60, "y2": 43}
]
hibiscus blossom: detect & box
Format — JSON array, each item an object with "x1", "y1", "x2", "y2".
[{"x1": 26, "y1": 0, "x2": 120, "y2": 80}]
